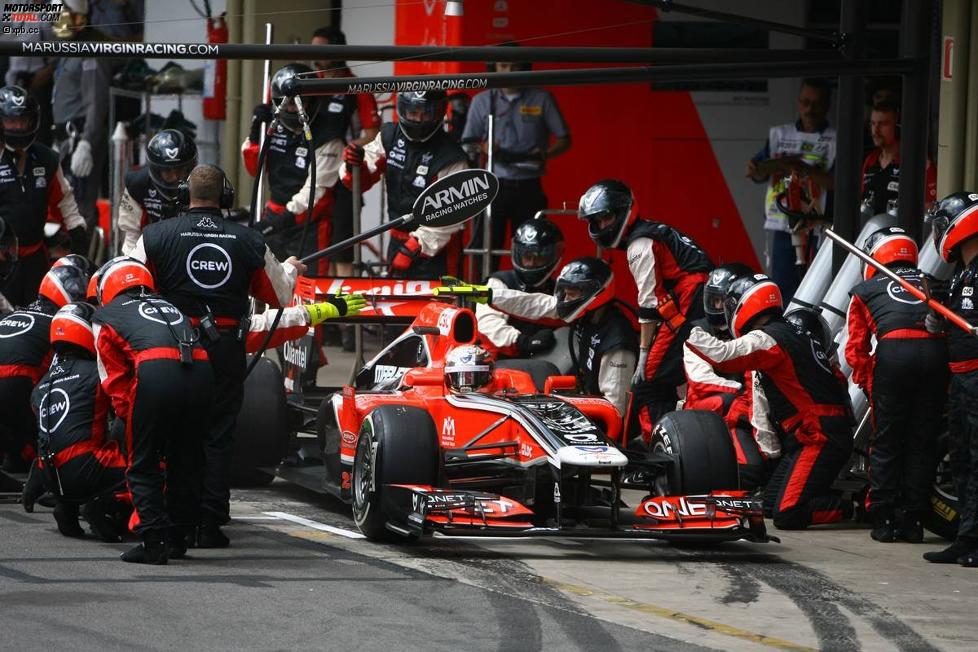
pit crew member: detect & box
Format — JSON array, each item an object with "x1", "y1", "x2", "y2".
[
  {"x1": 577, "y1": 179, "x2": 712, "y2": 434},
  {"x1": 845, "y1": 226, "x2": 948, "y2": 543},
  {"x1": 92, "y1": 257, "x2": 213, "y2": 564},
  {"x1": 118, "y1": 129, "x2": 198, "y2": 255},
  {"x1": 0, "y1": 85, "x2": 88, "y2": 307},
  {"x1": 340, "y1": 90, "x2": 468, "y2": 279},
  {"x1": 685, "y1": 273, "x2": 856, "y2": 530},
  {"x1": 476, "y1": 217, "x2": 564, "y2": 358}
]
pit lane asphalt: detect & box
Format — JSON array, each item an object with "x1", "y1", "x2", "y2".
[{"x1": 2, "y1": 344, "x2": 975, "y2": 651}]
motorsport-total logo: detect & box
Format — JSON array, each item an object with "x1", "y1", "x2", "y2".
[{"x1": 2, "y1": 2, "x2": 61, "y2": 34}]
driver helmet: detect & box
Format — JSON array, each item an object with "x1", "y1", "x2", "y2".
[{"x1": 445, "y1": 344, "x2": 494, "y2": 394}]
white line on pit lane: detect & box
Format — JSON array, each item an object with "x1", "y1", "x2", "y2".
[{"x1": 262, "y1": 511, "x2": 366, "y2": 539}]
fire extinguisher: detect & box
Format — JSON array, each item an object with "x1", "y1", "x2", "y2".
[{"x1": 203, "y1": 12, "x2": 228, "y2": 120}]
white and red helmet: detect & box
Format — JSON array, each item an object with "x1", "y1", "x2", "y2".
[
  {"x1": 862, "y1": 226, "x2": 918, "y2": 280},
  {"x1": 929, "y1": 191, "x2": 978, "y2": 263},
  {"x1": 723, "y1": 273, "x2": 783, "y2": 338}
]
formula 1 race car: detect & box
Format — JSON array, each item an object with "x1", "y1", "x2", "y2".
[{"x1": 236, "y1": 276, "x2": 774, "y2": 545}]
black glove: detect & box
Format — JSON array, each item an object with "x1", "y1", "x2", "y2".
[
  {"x1": 250, "y1": 103, "x2": 274, "y2": 142},
  {"x1": 516, "y1": 329, "x2": 556, "y2": 356},
  {"x1": 260, "y1": 207, "x2": 297, "y2": 236},
  {"x1": 68, "y1": 225, "x2": 89, "y2": 256}
]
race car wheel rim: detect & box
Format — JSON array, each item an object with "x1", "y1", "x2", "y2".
[{"x1": 353, "y1": 429, "x2": 373, "y2": 516}]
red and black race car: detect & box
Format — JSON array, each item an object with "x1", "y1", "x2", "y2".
[{"x1": 237, "y1": 276, "x2": 774, "y2": 544}]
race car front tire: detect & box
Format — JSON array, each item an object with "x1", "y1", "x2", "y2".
[
  {"x1": 651, "y1": 410, "x2": 738, "y2": 495},
  {"x1": 352, "y1": 405, "x2": 439, "y2": 541}
]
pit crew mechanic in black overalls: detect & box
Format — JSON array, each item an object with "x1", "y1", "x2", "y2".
[
  {"x1": 476, "y1": 217, "x2": 564, "y2": 359},
  {"x1": 26, "y1": 302, "x2": 129, "y2": 541},
  {"x1": 0, "y1": 265, "x2": 88, "y2": 490},
  {"x1": 243, "y1": 64, "x2": 355, "y2": 275},
  {"x1": 92, "y1": 257, "x2": 213, "y2": 564},
  {"x1": 923, "y1": 192, "x2": 978, "y2": 567},
  {"x1": 845, "y1": 226, "x2": 948, "y2": 544},
  {"x1": 131, "y1": 164, "x2": 303, "y2": 548},
  {"x1": 118, "y1": 129, "x2": 198, "y2": 256},
  {"x1": 340, "y1": 90, "x2": 469, "y2": 279},
  {"x1": 577, "y1": 179, "x2": 712, "y2": 440},
  {"x1": 446, "y1": 257, "x2": 638, "y2": 418},
  {"x1": 685, "y1": 273, "x2": 856, "y2": 530},
  {"x1": 0, "y1": 85, "x2": 88, "y2": 307}
]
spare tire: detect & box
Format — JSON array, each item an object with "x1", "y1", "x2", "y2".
[
  {"x1": 650, "y1": 410, "x2": 738, "y2": 495},
  {"x1": 352, "y1": 405, "x2": 439, "y2": 541},
  {"x1": 230, "y1": 356, "x2": 290, "y2": 487},
  {"x1": 495, "y1": 358, "x2": 561, "y2": 392}
]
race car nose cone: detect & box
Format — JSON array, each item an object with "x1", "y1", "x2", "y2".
[{"x1": 556, "y1": 445, "x2": 628, "y2": 468}]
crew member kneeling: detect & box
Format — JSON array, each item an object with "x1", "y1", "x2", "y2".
[
  {"x1": 93, "y1": 258, "x2": 214, "y2": 564},
  {"x1": 685, "y1": 274, "x2": 855, "y2": 529}
]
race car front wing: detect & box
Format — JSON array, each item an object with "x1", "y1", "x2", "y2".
[{"x1": 389, "y1": 485, "x2": 778, "y2": 543}]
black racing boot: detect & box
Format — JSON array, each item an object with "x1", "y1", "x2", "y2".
[
  {"x1": 20, "y1": 462, "x2": 46, "y2": 513},
  {"x1": 922, "y1": 539, "x2": 975, "y2": 564},
  {"x1": 870, "y1": 511, "x2": 897, "y2": 543},
  {"x1": 166, "y1": 527, "x2": 190, "y2": 559},
  {"x1": 959, "y1": 550, "x2": 978, "y2": 567},
  {"x1": 195, "y1": 523, "x2": 230, "y2": 549},
  {"x1": 897, "y1": 514, "x2": 925, "y2": 544},
  {"x1": 53, "y1": 502, "x2": 85, "y2": 538},
  {"x1": 121, "y1": 532, "x2": 169, "y2": 565},
  {"x1": 82, "y1": 499, "x2": 123, "y2": 542}
]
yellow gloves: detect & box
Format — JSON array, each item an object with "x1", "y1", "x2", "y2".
[{"x1": 305, "y1": 293, "x2": 368, "y2": 326}]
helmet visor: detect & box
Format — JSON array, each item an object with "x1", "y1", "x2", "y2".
[
  {"x1": 513, "y1": 241, "x2": 564, "y2": 286},
  {"x1": 149, "y1": 159, "x2": 196, "y2": 197}
]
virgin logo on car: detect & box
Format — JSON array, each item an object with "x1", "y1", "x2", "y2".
[
  {"x1": 38, "y1": 388, "x2": 70, "y2": 433},
  {"x1": 186, "y1": 243, "x2": 233, "y2": 289},
  {"x1": 0, "y1": 313, "x2": 35, "y2": 338}
]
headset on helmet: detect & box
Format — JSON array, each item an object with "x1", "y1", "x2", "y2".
[
  {"x1": 52, "y1": 253, "x2": 97, "y2": 278},
  {"x1": 554, "y1": 257, "x2": 615, "y2": 322},
  {"x1": 577, "y1": 179, "x2": 639, "y2": 249},
  {"x1": 445, "y1": 344, "x2": 494, "y2": 394},
  {"x1": 146, "y1": 129, "x2": 198, "y2": 202},
  {"x1": 723, "y1": 273, "x2": 783, "y2": 338},
  {"x1": 784, "y1": 307, "x2": 833, "y2": 354},
  {"x1": 511, "y1": 218, "x2": 565, "y2": 289},
  {"x1": 270, "y1": 63, "x2": 321, "y2": 134},
  {"x1": 397, "y1": 90, "x2": 448, "y2": 142},
  {"x1": 0, "y1": 85, "x2": 40, "y2": 151},
  {"x1": 928, "y1": 191, "x2": 978, "y2": 263},
  {"x1": 861, "y1": 225, "x2": 918, "y2": 280},
  {"x1": 703, "y1": 263, "x2": 755, "y2": 335},
  {"x1": 0, "y1": 217, "x2": 18, "y2": 283},
  {"x1": 175, "y1": 166, "x2": 235, "y2": 209},
  {"x1": 38, "y1": 264, "x2": 89, "y2": 308},
  {"x1": 50, "y1": 301, "x2": 96, "y2": 356},
  {"x1": 95, "y1": 256, "x2": 155, "y2": 305}
]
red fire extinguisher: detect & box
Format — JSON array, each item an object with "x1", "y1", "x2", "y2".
[{"x1": 204, "y1": 13, "x2": 228, "y2": 120}]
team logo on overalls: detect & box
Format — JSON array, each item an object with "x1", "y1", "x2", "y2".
[
  {"x1": 38, "y1": 388, "x2": 70, "y2": 433},
  {"x1": 0, "y1": 313, "x2": 34, "y2": 338},
  {"x1": 186, "y1": 243, "x2": 233, "y2": 289}
]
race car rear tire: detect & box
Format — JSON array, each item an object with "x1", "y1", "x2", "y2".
[
  {"x1": 924, "y1": 430, "x2": 960, "y2": 541},
  {"x1": 231, "y1": 356, "x2": 290, "y2": 487},
  {"x1": 651, "y1": 410, "x2": 738, "y2": 495},
  {"x1": 352, "y1": 405, "x2": 438, "y2": 542},
  {"x1": 495, "y1": 358, "x2": 561, "y2": 393}
]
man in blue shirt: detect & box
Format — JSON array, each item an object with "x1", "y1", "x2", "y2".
[{"x1": 462, "y1": 46, "x2": 571, "y2": 273}]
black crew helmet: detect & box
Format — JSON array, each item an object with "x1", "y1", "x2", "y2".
[
  {"x1": 784, "y1": 307, "x2": 833, "y2": 354},
  {"x1": 270, "y1": 63, "x2": 321, "y2": 134},
  {"x1": 577, "y1": 179, "x2": 639, "y2": 249},
  {"x1": 511, "y1": 218, "x2": 565, "y2": 289},
  {"x1": 553, "y1": 257, "x2": 615, "y2": 322},
  {"x1": 146, "y1": 129, "x2": 198, "y2": 202},
  {"x1": 396, "y1": 90, "x2": 448, "y2": 142},
  {"x1": 703, "y1": 263, "x2": 755, "y2": 335},
  {"x1": 0, "y1": 85, "x2": 40, "y2": 150}
]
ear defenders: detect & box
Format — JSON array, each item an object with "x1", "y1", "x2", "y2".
[{"x1": 176, "y1": 170, "x2": 235, "y2": 209}]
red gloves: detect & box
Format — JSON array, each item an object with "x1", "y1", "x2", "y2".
[
  {"x1": 343, "y1": 144, "x2": 365, "y2": 168},
  {"x1": 390, "y1": 236, "x2": 422, "y2": 272}
]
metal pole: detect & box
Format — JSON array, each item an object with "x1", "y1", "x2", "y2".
[
  {"x1": 645, "y1": 0, "x2": 838, "y2": 43},
  {"x1": 481, "y1": 114, "x2": 494, "y2": 280},
  {"x1": 109, "y1": 121, "x2": 128, "y2": 257},
  {"x1": 254, "y1": 23, "x2": 273, "y2": 223},
  {"x1": 1, "y1": 41, "x2": 846, "y2": 64},
  {"x1": 897, "y1": 0, "x2": 936, "y2": 242},
  {"x1": 349, "y1": 166, "x2": 363, "y2": 384},
  {"x1": 832, "y1": 0, "x2": 868, "y2": 274},
  {"x1": 289, "y1": 59, "x2": 914, "y2": 96}
]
